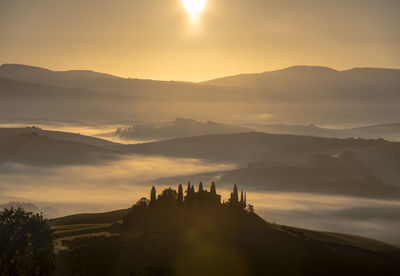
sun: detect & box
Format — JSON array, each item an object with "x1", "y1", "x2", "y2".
[{"x1": 182, "y1": 0, "x2": 207, "y2": 18}]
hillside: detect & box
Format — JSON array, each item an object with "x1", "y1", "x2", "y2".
[
  {"x1": 127, "y1": 132, "x2": 400, "y2": 199},
  {"x1": 0, "y1": 77, "x2": 131, "y2": 121},
  {"x1": 51, "y1": 209, "x2": 128, "y2": 226},
  {"x1": 0, "y1": 64, "x2": 235, "y2": 100},
  {"x1": 202, "y1": 66, "x2": 400, "y2": 103},
  {"x1": 1, "y1": 129, "x2": 399, "y2": 199},
  {"x1": 54, "y1": 185, "x2": 400, "y2": 275},
  {"x1": 0, "y1": 127, "x2": 122, "y2": 166},
  {"x1": 0, "y1": 127, "x2": 119, "y2": 148},
  {"x1": 245, "y1": 122, "x2": 400, "y2": 142},
  {"x1": 115, "y1": 117, "x2": 250, "y2": 140},
  {"x1": 126, "y1": 132, "x2": 388, "y2": 162},
  {"x1": 4, "y1": 64, "x2": 400, "y2": 104}
]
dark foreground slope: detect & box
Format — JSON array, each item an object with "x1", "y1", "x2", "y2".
[{"x1": 55, "y1": 203, "x2": 400, "y2": 275}]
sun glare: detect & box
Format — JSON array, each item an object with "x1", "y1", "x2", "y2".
[{"x1": 182, "y1": 0, "x2": 206, "y2": 18}]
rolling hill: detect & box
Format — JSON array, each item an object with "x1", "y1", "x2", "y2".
[
  {"x1": 115, "y1": 117, "x2": 250, "y2": 140},
  {"x1": 125, "y1": 132, "x2": 387, "y2": 162},
  {"x1": 1, "y1": 128, "x2": 399, "y2": 199},
  {"x1": 127, "y1": 132, "x2": 400, "y2": 199},
  {"x1": 53, "y1": 193, "x2": 400, "y2": 276},
  {"x1": 0, "y1": 127, "x2": 122, "y2": 166},
  {"x1": 244, "y1": 122, "x2": 400, "y2": 142}
]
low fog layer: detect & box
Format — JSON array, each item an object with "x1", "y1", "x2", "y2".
[
  {"x1": 0, "y1": 155, "x2": 236, "y2": 216},
  {"x1": 1, "y1": 155, "x2": 399, "y2": 244},
  {"x1": 0, "y1": 124, "x2": 400, "y2": 245},
  {"x1": 251, "y1": 192, "x2": 400, "y2": 245}
]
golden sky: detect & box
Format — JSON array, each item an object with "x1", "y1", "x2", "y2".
[{"x1": 1, "y1": 0, "x2": 399, "y2": 81}]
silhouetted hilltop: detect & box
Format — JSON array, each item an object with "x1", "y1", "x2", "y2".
[
  {"x1": 56, "y1": 182, "x2": 400, "y2": 275},
  {"x1": 121, "y1": 182, "x2": 248, "y2": 233}
]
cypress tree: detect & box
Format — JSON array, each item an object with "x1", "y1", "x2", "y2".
[
  {"x1": 233, "y1": 184, "x2": 239, "y2": 203},
  {"x1": 240, "y1": 191, "x2": 244, "y2": 207},
  {"x1": 210, "y1": 181, "x2": 216, "y2": 195},
  {"x1": 178, "y1": 184, "x2": 183, "y2": 204},
  {"x1": 244, "y1": 192, "x2": 247, "y2": 207},
  {"x1": 150, "y1": 186, "x2": 156, "y2": 205},
  {"x1": 190, "y1": 185, "x2": 195, "y2": 196},
  {"x1": 199, "y1": 181, "x2": 203, "y2": 192},
  {"x1": 186, "y1": 182, "x2": 191, "y2": 198}
]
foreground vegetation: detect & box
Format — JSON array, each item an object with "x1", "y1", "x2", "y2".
[{"x1": 0, "y1": 207, "x2": 55, "y2": 275}]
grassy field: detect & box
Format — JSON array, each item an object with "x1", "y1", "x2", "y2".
[
  {"x1": 50, "y1": 209, "x2": 128, "y2": 226},
  {"x1": 51, "y1": 209, "x2": 127, "y2": 243}
]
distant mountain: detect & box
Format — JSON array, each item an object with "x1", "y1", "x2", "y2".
[
  {"x1": 0, "y1": 77, "x2": 132, "y2": 121},
  {"x1": 115, "y1": 117, "x2": 250, "y2": 140},
  {"x1": 0, "y1": 64, "x2": 231, "y2": 99},
  {"x1": 1, "y1": 64, "x2": 400, "y2": 125},
  {"x1": 203, "y1": 66, "x2": 340, "y2": 87},
  {"x1": 202, "y1": 66, "x2": 400, "y2": 100}
]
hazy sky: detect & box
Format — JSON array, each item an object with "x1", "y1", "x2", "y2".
[{"x1": 1, "y1": 0, "x2": 399, "y2": 81}]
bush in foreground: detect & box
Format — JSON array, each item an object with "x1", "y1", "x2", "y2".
[{"x1": 0, "y1": 207, "x2": 55, "y2": 275}]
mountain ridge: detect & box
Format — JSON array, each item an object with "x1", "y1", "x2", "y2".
[{"x1": 2, "y1": 63, "x2": 400, "y2": 84}]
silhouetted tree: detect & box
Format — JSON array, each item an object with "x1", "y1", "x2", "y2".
[
  {"x1": 190, "y1": 185, "x2": 195, "y2": 196},
  {"x1": 246, "y1": 204, "x2": 255, "y2": 213},
  {"x1": 199, "y1": 181, "x2": 204, "y2": 192},
  {"x1": 178, "y1": 184, "x2": 183, "y2": 204},
  {"x1": 136, "y1": 197, "x2": 149, "y2": 208},
  {"x1": 240, "y1": 191, "x2": 244, "y2": 208},
  {"x1": 231, "y1": 184, "x2": 239, "y2": 203},
  {"x1": 210, "y1": 181, "x2": 216, "y2": 195},
  {"x1": 122, "y1": 198, "x2": 149, "y2": 226},
  {"x1": 0, "y1": 207, "x2": 55, "y2": 275},
  {"x1": 244, "y1": 192, "x2": 247, "y2": 207},
  {"x1": 186, "y1": 181, "x2": 191, "y2": 197},
  {"x1": 157, "y1": 188, "x2": 178, "y2": 207},
  {"x1": 150, "y1": 186, "x2": 156, "y2": 205}
]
